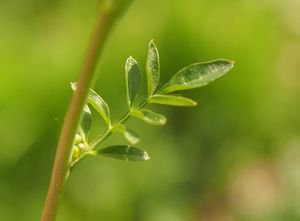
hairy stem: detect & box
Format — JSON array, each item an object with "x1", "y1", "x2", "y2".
[{"x1": 40, "y1": 1, "x2": 133, "y2": 221}]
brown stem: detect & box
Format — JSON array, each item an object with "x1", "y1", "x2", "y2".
[
  {"x1": 40, "y1": 1, "x2": 133, "y2": 219},
  {"x1": 40, "y1": 12, "x2": 110, "y2": 221}
]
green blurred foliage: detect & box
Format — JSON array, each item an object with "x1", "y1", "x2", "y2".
[{"x1": 1, "y1": 0, "x2": 300, "y2": 220}]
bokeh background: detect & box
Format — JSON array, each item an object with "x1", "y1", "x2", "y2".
[{"x1": 1, "y1": 0, "x2": 300, "y2": 220}]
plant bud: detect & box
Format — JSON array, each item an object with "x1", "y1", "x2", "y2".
[
  {"x1": 72, "y1": 145, "x2": 80, "y2": 159},
  {"x1": 75, "y1": 134, "x2": 82, "y2": 144},
  {"x1": 78, "y1": 143, "x2": 85, "y2": 149}
]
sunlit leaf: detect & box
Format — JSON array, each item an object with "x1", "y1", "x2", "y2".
[
  {"x1": 148, "y1": 95, "x2": 197, "y2": 107},
  {"x1": 160, "y1": 59, "x2": 234, "y2": 94},
  {"x1": 71, "y1": 82, "x2": 111, "y2": 126},
  {"x1": 132, "y1": 109, "x2": 167, "y2": 126},
  {"x1": 114, "y1": 124, "x2": 140, "y2": 144},
  {"x1": 81, "y1": 105, "x2": 92, "y2": 134},
  {"x1": 88, "y1": 89, "x2": 111, "y2": 126},
  {"x1": 97, "y1": 145, "x2": 150, "y2": 161},
  {"x1": 125, "y1": 56, "x2": 141, "y2": 108},
  {"x1": 146, "y1": 40, "x2": 160, "y2": 95}
]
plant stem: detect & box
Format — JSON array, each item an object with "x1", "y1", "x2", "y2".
[
  {"x1": 40, "y1": 1, "x2": 133, "y2": 220},
  {"x1": 89, "y1": 112, "x2": 131, "y2": 148},
  {"x1": 89, "y1": 99, "x2": 149, "y2": 149}
]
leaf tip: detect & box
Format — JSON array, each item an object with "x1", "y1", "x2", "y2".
[
  {"x1": 218, "y1": 58, "x2": 235, "y2": 66},
  {"x1": 126, "y1": 56, "x2": 139, "y2": 72},
  {"x1": 227, "y1": 60, "x2": 235, "y2": 69},
  {"x1": 127, "y1": 56, "x2": 136, "y2": 62},
  {"x1": 148, "y1": 39, "x2": 159, "y2": 52},
  {"x1": 191, "y1": 101, "x2": 198, "y2": 107},
  {"x1": 149, "y1": 39, "x2": 155, "y2": 46},
  {"x1": 143, "y1": 152, "x2": 150, "y2": 161},
  {"x1": 160, "y1": 116, "x2": 167, "y2": 125}
]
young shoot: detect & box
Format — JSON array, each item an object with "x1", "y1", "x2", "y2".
[{"x1": 70, "y1": 40, "x2": 234, "y2": 168}]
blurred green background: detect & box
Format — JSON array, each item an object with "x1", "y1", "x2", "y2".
[{"x1": 1, "y1": 0, "x2": 300, "y2": 220}]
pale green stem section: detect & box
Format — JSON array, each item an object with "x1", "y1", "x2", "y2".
[
  {"x1": 40, "y1": 1, "x2": 133, "y2": 221},
  {"x1": 90, "y1": 113, "x2": 131, "y2": 148}
]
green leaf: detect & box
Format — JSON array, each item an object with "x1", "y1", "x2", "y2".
[
  {"x1": 125, "y1": 56, "x2": 141, "y2": 108},
  {"x1": 114, "y1": 124, "x2": 140, "y2": 144},
  {"x1": 88, "y1": 89, "x2": 111, "y2": 126},
  {"x1": 81, "y1": 105, "x2": 92, "y2": 134},
  {"x1": 132, "y1": 109, "x2": 167, "y2": 126},
  {"x1": 71, "y1": 82, "x2": 111, "y2": 126},
  {"x1": 146, "y1": 40, "x2": 160, "y2": 95},
  {"x1": 160, "y1": 59, "x2": 234, "y2": 94},
  {"x1": 148, "y1": 95, "x2": 197, "y2": 107},
  {"x1": 97, "y1": 145, "x2": 150, "y2": 161}
]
